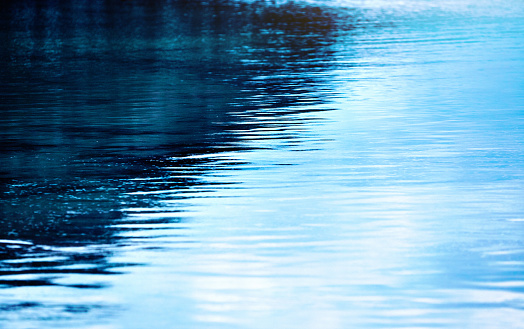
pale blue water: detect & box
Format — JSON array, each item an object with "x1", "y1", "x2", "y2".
[{"x1": 1, "y1": 0, "x2": 524, "y2": 328}]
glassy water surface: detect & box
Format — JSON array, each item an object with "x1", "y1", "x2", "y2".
[{"x1": 1, "y1": 0, "x2": 524, "y2": 328}]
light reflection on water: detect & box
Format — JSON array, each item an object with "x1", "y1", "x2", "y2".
[{"x1": 1, "y1": 0, "x2": 524, "y2": 328}]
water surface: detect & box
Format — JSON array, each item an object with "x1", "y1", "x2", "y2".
[{"x1": 1, "y1": 0, "x2": 524, "y2": 328}]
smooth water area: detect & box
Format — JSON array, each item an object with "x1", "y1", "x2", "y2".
[{"x1": 1, "y1": 0, "x2": 524, "y2": 328}]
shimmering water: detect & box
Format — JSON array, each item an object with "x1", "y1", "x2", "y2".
[{"x1": 1, "y1": 0, "x2": 524, "y2": 328}]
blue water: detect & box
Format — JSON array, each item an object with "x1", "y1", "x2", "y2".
[{"x1": 1, "y1": 0, "x2": 524, "y2": 328}]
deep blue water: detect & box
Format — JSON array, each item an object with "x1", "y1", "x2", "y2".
[{"x1": 1, "y1": 0, "x2": 524, "y2": 328}]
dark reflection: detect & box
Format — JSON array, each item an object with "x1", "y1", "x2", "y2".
[
  {"x1": 0, "y1": 0, "x2": 353, "y2": 304},
  {"x1": 1, "y1": 0, "x2": 346, "y2": 238},
  {"x1": 0, "y1": 247, "x2": 119, "y2": 289}
]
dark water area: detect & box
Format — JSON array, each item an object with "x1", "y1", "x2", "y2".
[
  {"x1": 1, "y1": 0, "x2": 524, "y2": 328},
  {"x1": 1, "y1": 0, "x2": 338, "y2": 244}
]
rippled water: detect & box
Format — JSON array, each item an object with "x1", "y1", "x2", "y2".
[{"x1": 1, "y1": 0, "x2": 524, "y2": 328}]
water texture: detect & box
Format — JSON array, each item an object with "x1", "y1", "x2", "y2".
[{"x1": 1, "y1": 0, "x2": 524, "y2": 328}]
